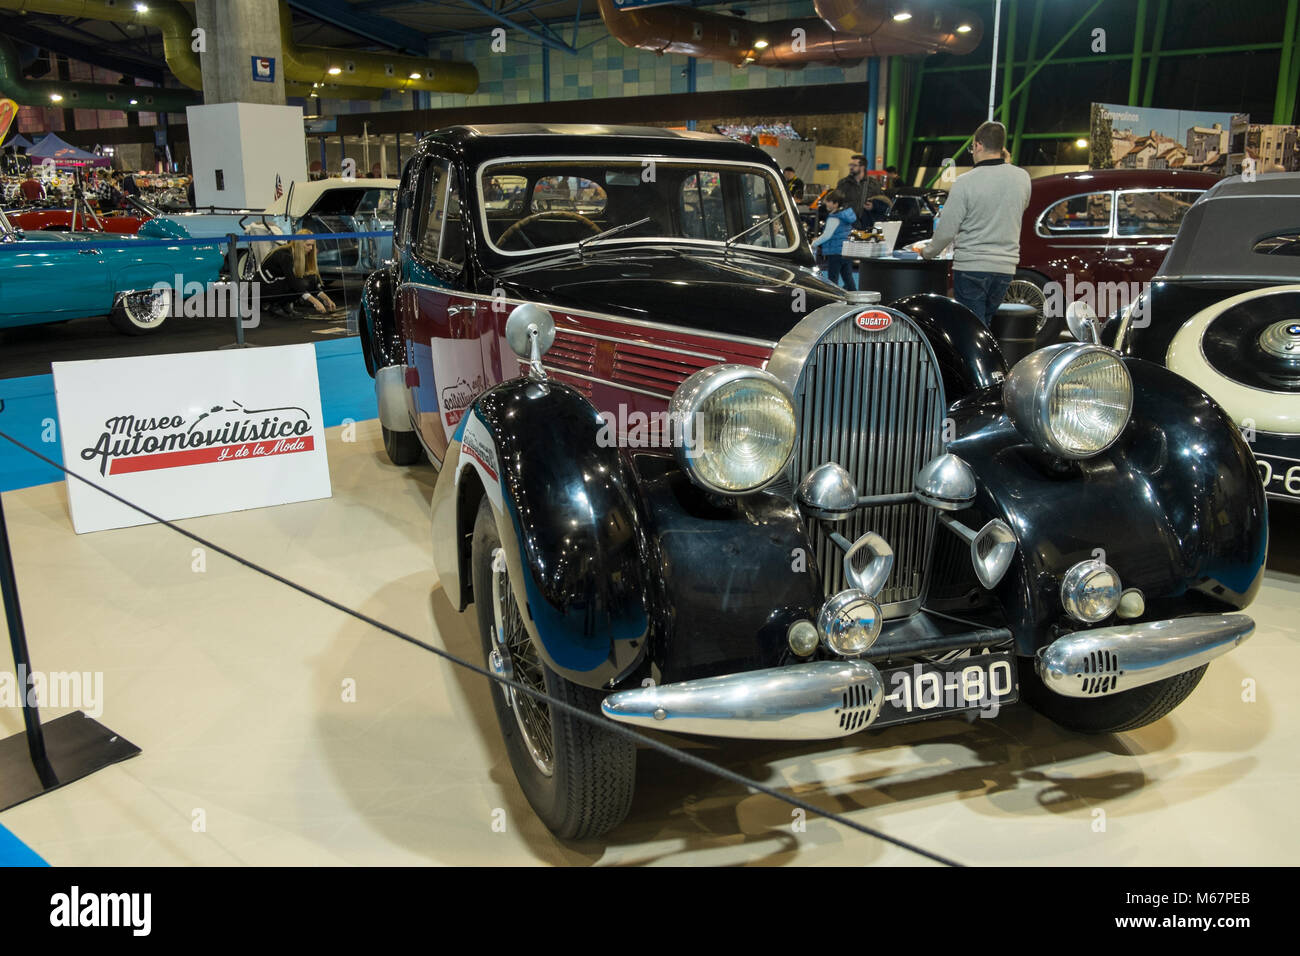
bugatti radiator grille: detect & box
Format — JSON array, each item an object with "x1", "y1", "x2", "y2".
[{"x1": 789, "y1": 316, "x2": 945, "y2": 614}]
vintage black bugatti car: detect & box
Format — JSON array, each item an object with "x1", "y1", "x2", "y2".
[
  {"x1": 360, "y1": 125, "x2": 1265, "y2": 839},
  {"x1": 1093, "y1": 172, "x2": 1300, "y2": 507}
]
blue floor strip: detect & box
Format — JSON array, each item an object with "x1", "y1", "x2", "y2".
[
  {"x1": 0, "y1": 822, "x2": 48, "y2": 867},
  {"x1": 0, "y1": 338, "x2": 377, "y2": 494}
]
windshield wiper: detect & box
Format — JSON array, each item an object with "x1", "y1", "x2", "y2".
[
  {"x1": 724, "y1": 214, "x2": 783, "y2": 251},
  {"x1": 576, "y1": 216, "x2": 653, "y2": 257}
]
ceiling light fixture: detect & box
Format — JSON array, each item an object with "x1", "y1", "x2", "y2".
[
  {"x1": 956, "y1": 24, "x2": 972, "y2": 33},
  {"x1": 893, "y1": 12, "x2": 912, "y2": 22},
  {"x1": 1076, "y1": 138, "x2": 1089, "y2": 148},
  {"x1": 409, "y1": 72, "x2": 421, "y2": 79},
  {"x1": 129, "y1": 98, "x2": 138, "y2": 105},
  {"x1": 327, "y1": 66, "x2": 342, "y2": 75},
  {"x1": 753, "y1": 38, "x2": 769, "y2": 49},
  {"x1": 135, "y1": 3, "x2": 148, "y2": 11},
  {"x1": 49, "y1": 93, "x2": 63, "y2": 102}
]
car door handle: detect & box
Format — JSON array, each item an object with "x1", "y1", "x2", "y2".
[
  {"x1": 447, "y1": 304, "x2": 475, "y2": 316},
  {"x1": 1110, "y1": 255, "x2": 1134, "y2": 265},
  {"x1": 78, "y1": 248, "x2": 100, "y2": 255}
]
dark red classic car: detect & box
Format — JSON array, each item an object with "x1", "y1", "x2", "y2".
[
  {"x1": 6, "y1": 207, "x2": 147, "y2": 234},
  {"x1": 1006, "y1": 168, "x2": 1219, "y2": 348}
]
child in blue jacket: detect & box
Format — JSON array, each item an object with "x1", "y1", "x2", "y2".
[{"x1": 811, "y1": 190, "x2": 858, "y2": 290}]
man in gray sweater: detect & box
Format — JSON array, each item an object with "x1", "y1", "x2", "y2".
[{"x1": 918, "y1": 121, "x2": 1032, "y2": 326}]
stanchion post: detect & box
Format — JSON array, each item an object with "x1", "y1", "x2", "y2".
[
  {"x1": 0, "y1": 403, "x2": 56, "y2": 789},
  {"x1": 226, "y1": 233, "x2": 245, "y2": 347}
]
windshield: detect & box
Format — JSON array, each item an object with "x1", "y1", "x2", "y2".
[
  {"x1": 478, "y1": 158, "x2": 800, "y2": 257},
  {"x1": 309, "y1": 187, "x2": 396, "y2": 220}
]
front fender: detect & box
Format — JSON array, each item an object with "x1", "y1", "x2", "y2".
[
  {"x1": 431, "y1": 377, "x2": 650, "y2": 688},
  {"x1": 360, "y1": 269, "x2": 399, "y2": 377},
  {"x1": 950, "y1": 358, "x2": 1267, "y2": 654}
]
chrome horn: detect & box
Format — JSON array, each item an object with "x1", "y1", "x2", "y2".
[
  {"x1": 797, "y1": 462, "x2": 858, "y2": 521},
  {"x1": 914, "y1": 453, "x2": 977, "y2": 510}
]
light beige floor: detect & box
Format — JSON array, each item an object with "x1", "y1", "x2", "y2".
[{"x1": 0, "y1": 418, "x2": 1295, "y2": 866}]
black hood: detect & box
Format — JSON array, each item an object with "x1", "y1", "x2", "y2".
[{"x1": 490, "y1": 248, "x2": 847, "y2": 341}]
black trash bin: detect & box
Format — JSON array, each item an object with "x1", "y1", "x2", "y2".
[{"x1": 855, "y1": 255, "x2": 951, "y2": 303}]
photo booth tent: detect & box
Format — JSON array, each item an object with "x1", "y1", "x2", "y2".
[{"x1": 28, "y1": 133, "x2": 110, "y2": 167}]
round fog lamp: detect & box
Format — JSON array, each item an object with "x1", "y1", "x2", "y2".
[
  {"x1": 787, "y1": 619, "x2": 819, "y2": 657},
  {"x1": 817, "y1": 589, "x2": 883, "y2": 657},
  {"x1": 1061, "y1": 560, "x2": 1122, "y2": 623}
]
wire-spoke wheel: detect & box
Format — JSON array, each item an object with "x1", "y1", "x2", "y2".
[
  {"x1": 471, "y1": 496, "x2": 636, "y2": 838},
  {"x1": 108, "y1": 287, "x2": 172, "y2": 335},
  {"x1": 491, "y1": 547, "x2": 554, "y2": 775},
  {"x1": 1003, "y1": 278, "x2": 1047, "y2": 332}
]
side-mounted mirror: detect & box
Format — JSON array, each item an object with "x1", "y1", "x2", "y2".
[
  {"x1": 1066, "y1": 300, "x2": 1102, "y2": 344},
  {"x1": 505, "y1": 303, "x2": 556, "y2": 380}
]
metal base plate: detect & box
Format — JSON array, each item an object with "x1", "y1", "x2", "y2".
[{"x1": 0, "y1": 712, "x2": 141, "y2": 812}]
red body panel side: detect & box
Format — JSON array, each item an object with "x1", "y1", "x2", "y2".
[{"x1": 401, "y1": 286, "x2": 775, "y2": 464}]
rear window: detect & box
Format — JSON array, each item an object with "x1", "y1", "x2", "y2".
[
  {"x1": 1253, "y1": 231, "x2": 1300, "y2": 256},
  {"x1": 1116, "y1": 190, "x2": 1202, "y2": 237},
  {"x1": 1038, "y1": 191, "x2": 1112, "y2": 235}
]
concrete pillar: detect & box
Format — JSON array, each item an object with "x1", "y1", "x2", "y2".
[{"x1": 195, "y1": 0, "x2": 286, "y2": 105}]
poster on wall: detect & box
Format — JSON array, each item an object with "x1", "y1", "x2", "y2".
[
  {"x1": 1225, "y1": 112, "x2": 1300, "y2": 174},
  {"x1": 1089, "y1": 103, "x2": 1237, "y2": 174},
  {"x1": 53, "y1": 344, "x2": 332, "y2": 534}
]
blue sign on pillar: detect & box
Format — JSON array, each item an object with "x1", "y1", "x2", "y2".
[{"x1": 252, "y1": 57, "x2": 276, "y2": 83}]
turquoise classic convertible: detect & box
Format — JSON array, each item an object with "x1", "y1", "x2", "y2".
[{"x1": 0, "y1": 209, "x2": 226, "y2": 335}]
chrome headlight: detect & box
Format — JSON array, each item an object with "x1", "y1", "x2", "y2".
[
  {"x1": 671, "y1": 364, "x2": 796, "y2": 495},
  {"x1": 1061, "y1": 559, "x2": 1122, "y2": 623},
  {"x1": 1004, "y1": 344, "x2": 1133, "y2": 459}
]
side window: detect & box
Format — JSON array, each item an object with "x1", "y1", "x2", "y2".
[
  {"x1": 442, "y1": 170, "x2": 465, "y2": 266},
  {"x1": 413, "y1": 160, "x2": 464, "y2": 267},
  {"x1": 414, "y1": 161, "x2": 447, "y2": 262},
  {"x1": 1116, "y1": 190, "x2": 1202, "y2": 237},
  {"x1": 393, "y1": 159, "x2": 420, "y2": 249},
  {"x1": 1039, "y1": 191, "x2": 1112, "y2": 235}
]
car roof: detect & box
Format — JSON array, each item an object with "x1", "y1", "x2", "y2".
[
  {"x1": 1031, "y1": 168, "x2": 1220, "y2": 198},
  {"x1": 418, "y1": 124, "x2": 776, "y2": 168},
  {"x1": 1159, "y1": 173, "x2": 1300, "y2": 281},
  {"x1": 461, "y1": 123, "x2": 731, "y2": 143},
  {"x1": 266, "y1": 177, "x2": 399, "y2": 218},
  {"x1": 1198, "y1": 171, "x2": 1300, "y2": 201}
]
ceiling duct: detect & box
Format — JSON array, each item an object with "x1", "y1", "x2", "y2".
[
  {"x1": 0, "y1": 0, "x2": 476, "y2": 98},
  {"x1": 0, "y1": 0, "x2": 204, "y2": 88},
  {"x1": 276, "y1": 0, "x2": 477, "y2": 95},
  {"x1": 0, "y1": 35, "x2": 200, "y2": 111},
  {"x1": 596, "y1": 0, "x2": 981, "y2": 67}
]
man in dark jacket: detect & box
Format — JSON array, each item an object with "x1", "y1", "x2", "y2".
[{"x1": 836, "y1": 154, "x2": 870, "y2": 227}]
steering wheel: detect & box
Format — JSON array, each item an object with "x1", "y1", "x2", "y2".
[{"x1": 499, "y1": 210, "x2": 601, "y2": 246}]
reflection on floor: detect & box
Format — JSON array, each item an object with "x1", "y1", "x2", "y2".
[{"x1": 0, "y1": 419, "x2": 1294, "y2": 865}]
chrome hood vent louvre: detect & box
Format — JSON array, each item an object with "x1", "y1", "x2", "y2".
[{"x1": 770, "y1": 306, "x2": 946, "y2": 616}]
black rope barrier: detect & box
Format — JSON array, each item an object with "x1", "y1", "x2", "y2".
[{"x1": 0, "y1": 428, "x2": 963, "y2": 867}]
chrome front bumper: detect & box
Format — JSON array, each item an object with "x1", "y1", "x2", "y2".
[
  {"x1": 1036, "y1": 613, "x2": 1254, "y2": 698},
  {"x1": 601, "y1": 660, "x2": 885, "y2": 740}
]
